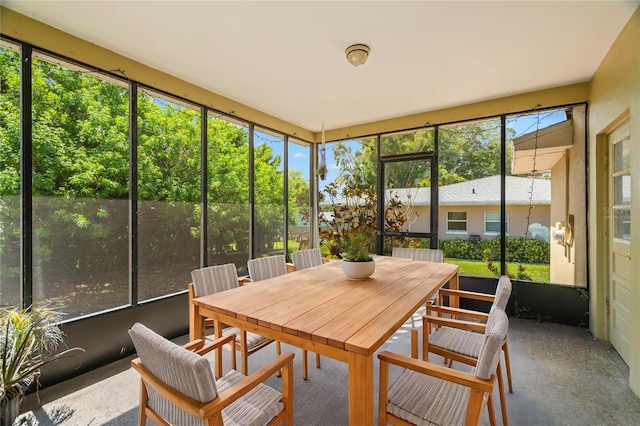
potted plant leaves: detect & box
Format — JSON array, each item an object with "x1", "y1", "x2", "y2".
[
  {"x1": 341, "y1": 231, "x2": 375, "y2": 279},
  {"x1": 0, "y1": 305, "x2": 84, "y2": 425}
]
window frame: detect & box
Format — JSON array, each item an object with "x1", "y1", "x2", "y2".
[
  {"x1": 484, "y1": 211, "x2": 509, "y2": 235},
  {"x1": 446, "y1": 211, "x2": 468, "y2": 234}
]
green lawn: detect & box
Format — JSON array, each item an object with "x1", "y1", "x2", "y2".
[{"x1": 445, "y1": 259, "x2": 550, "y2": 282}]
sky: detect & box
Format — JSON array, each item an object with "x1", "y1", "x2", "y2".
[{"x1": 254, "y1": 109, "x2": 568, "y2": 192}]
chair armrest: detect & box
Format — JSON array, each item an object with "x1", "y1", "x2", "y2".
[
  {"x1": 429, "y1": 306, "x2": 489, "y2": 322},
  {"x1": 193, "y1": 334, "x2": 236, "y2": 356},
  {"x1": 238, "y1": 276, "x2": 250, "y2": 286},
  {"x1": 286, "y1": 263, "x2": 296, "y2": 273},
  {"x1": 378, "y1": 351, "x2": 493, "y2": 393},
  {"x1": 438, "y1": 289, "x2": 495, "y2": 303},
  {"x1": 200, "y1": 351, "x2": 296, "y2": 418},
  {"x1": 422, "y1": 315, "x2": 487, "y2": 333},
  {"x1": 322, "y1": 257, "x2": 331, "y2": 263}
]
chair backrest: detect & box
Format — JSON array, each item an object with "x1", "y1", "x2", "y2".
[
  {"x1": 392, "y1": 247, "x2": 444, "y2": 263},
  {"x1": 492, "y1": 275, "x2": 513, "y2": 311},
  {"x1": 247, "y1": 255, "x2": 288, "y2": 282},
  {"x1": 291, "y1": 248, "x2": 323, "y2": 271},
  {"x1": 191, "y1": 263, "x2": 239, "y2": 297},
  {"x1": 475, "y1": 309, "x2": 508, "y2": 380},
  {"x1": 129, "y1": 323, "x2": 218, "y2": 424}
]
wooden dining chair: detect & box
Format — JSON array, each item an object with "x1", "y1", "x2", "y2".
[
  {"x1": 290, "y1": 248, "x2": 324, "y2": 370},
  {"x1": 291, "y1": 248, "x2": 324, "y2": 270},
  {"x1": 427, "y1": 274, "x2": 514, "y2": 394},
  {"x1": 378, "y1": 309, "x2": 508, "y2": 426},
  {"x1": 391, "y1": 247, "x2": 444, "y2": 262},
  {"x1": 392, "y1": 247, "x2": 445, "y2": 327},
  {"x1": 129, "y1": 322, "x2": 294, "y2": 426},
  {"x1": 189, "y1": 263, "x2": 275, "y2": 377},
  {"x1": 247, "y1": 255, "x2": 321, "y2": 379},
  {"x1": 421, "y1": 278, "x2": 513, "y2": 426}
]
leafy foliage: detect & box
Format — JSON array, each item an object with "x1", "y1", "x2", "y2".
[
  {"x1": 438, "y1": 237, "x2": 550, "y2": 264},
  {"x1": 0, "y1": 48, "x2": 309, "y2": 313},
  {"x1": 0, "y1": 305, "x2": 84, "y2": 403}
]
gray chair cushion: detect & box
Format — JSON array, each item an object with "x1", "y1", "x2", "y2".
[
  {"x1": 291, "y1": 248, "x2": 323, "y2": 270},
  {"x1": 191, "y1": 263, "x2": 239, "y2": 297},
  {"x1": 218, "y1": 370, "x2": 284, "y2": 426},
  {"x1": 129, "y1": 323, "x2": 218, "y2": 425},
  {"x1": 386, "y1": 310, "x2": 508, "y2": 425},
  {"x1": 388, "y1": 368, "x2": 469, "y2": 426},
  {"x1": 247, "y1": 255, "x2": 288, "y2": 282},
  {"x1": 392, "y1": 247, "x2": 444, "y2": 263}
]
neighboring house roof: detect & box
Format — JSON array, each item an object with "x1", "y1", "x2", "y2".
[
  {"x1": 388, "y1": 175, "x2": 550, "y2": 206},
  {"x1": 322, "y1": 175, "x2": 551, "y2": 207}
]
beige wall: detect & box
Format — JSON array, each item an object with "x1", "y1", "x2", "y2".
[
  {"x1": 588, "y1": 7, "x2": 640, "y2": 395},
  {"x1": 549, "y1": 105, "x2": 587, "y2": 286},
  {"x1": 426, "y1": 205, "x2": 550, "y2": 241}
]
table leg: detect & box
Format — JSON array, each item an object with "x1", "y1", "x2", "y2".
[
  {"x1": 213, "y1": 319, "x2": 223, "y2": 379},
  {"x1": 450, "y1": 271, "x2": 460, "y2": 308},
  {"x1": 190, "y1": 303, "x2": 203, "y2": 342},
  {"x1": 348, "y1": 351, "x2": 374, "y2": 425}
]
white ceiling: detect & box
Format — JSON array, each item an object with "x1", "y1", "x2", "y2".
[{"x1": 3, "y1": 1, "x2": 638, "y2": 132}]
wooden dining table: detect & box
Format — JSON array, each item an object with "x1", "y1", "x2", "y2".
[{"x1": 190, "y1": 255, "x2": 459, "y2": 424}]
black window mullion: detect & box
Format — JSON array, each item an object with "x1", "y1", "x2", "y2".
[
  {"x1": 20, "y1": 44, "x2": 33, "y2": 309},
  {"x1": 200, "y1": 107, "x2": 208, "y2": 268},
  {"x1": 129, "y1": 83, "x2": 139, "y2": 305},
  {"x1": 283, "y1": 135, "x2": 289, "y2": 259},
  {"x1": 376, "y1": 135, "x2": 384, "y2": 255},
  {"x1": 432, "y1": 126, "x2": 439, "y2": 249},
  {"x1": 248, "y1": 124, "x2": 255, "y2": 259},
  {"x1": 500, "y1": 115, "x2": 506, "y2": 276}
]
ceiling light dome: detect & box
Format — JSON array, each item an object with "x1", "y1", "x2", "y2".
[{"x1": 345, "y1": 44, "x2": 370, "y2": 67}]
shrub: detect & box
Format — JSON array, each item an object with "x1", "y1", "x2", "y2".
[{"x1": 439, "y1": 236, "x2": 549, "y2": 264}]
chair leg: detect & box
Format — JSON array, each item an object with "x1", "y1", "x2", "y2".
[
  {"x1": 503, "y1": 339, "x2": 513, "y2": 393},
  {"x1": 315, "y1": 353, "x2": 321, "y2": 369},
  {"x1": 302, "y1": 349, "x2": 308, "y2": 380},
  {"x1": 410, "y1": 328, "x2": 418, "y2": 359},
  {"x1": 496, "y1": 360, "x2": 509, "y2": 426},
  {"x1": 138, "y1": 379, "x2": 148, "y2": 426},
  {"x1": 487, "y1": 391, "x2": 497, "y2": 426}
]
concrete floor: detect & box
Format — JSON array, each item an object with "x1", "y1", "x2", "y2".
[{"x1": 15, "y1": 316, "x2": 640, "y2": 426}]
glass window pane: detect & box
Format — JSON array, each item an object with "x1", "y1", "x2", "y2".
[
  {"x1": 448, "y1": 212, "x2": 467, "y2": 221},
  {"x1": 485, "y1": 211, "x2": 500, "y2": 221},
  {"x1": 254, "y1": 127, "x2": 284, "y2": 258},
  {"x1": 0, "y1": 43, "x2": 21, "y2": 308},
  {"x1": 384, "y1": 236, "x2": 431, "y2": 255},
  {"x1": 32, "y1": 55, "x2": 130, "y2": 316},
  {"x1": 439, "y1": 118, "x2": 504, "y2": 277},
  {"x1": 288, "y1": 139, "x2": 310, "y2": 261},
  {"x1": 318, "y1": 138, "x2": 377, "y2": 258},
  {"x1": 613, "y1": 207, "x2": 631, "y2": 241},
  {"x1": 448, "y1": 221, "x2": 467, "y2": 231},
  {"x1": 614, "y1": 174, "x2": 631, "y2": 206},
  {"x1": 486, "y1": 222, "x2": 501, "y2": 233},
  {"x1": 206, "y1": 115, "x2": 249, "y2": 274},
  {"x1": 381, "y1": 128, "x2": 434, "y2": 156},
  {"x1": 385, "y1": 160, "x2": 431, "y2": 233},
  {"x1": 138, "y1": 90, "x2": 200, "y2": 301},
  {"x1": 614, "y1": 136, "x2": 630, "y2": 173}
]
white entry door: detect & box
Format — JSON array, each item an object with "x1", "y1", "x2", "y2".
[{"x1": 608, "y1": 120, "x2": 631, "y2": 365}]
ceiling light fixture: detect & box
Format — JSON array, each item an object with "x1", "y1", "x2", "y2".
[{"x1": 345, "y1": 44, "x2": 370, "y2": 67}]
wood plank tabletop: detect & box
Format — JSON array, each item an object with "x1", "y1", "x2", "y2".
[{"x1": 193, "y1": 256, "x2": 459, "y2": 356}]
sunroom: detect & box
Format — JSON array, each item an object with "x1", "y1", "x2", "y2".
[{"x1": 1, "y1": 1, "x2": 639, "y2": 423}]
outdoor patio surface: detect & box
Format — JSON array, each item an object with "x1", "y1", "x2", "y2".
[{"x1": 16, "y1": 314, "x2": 640, "y2": 426}]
